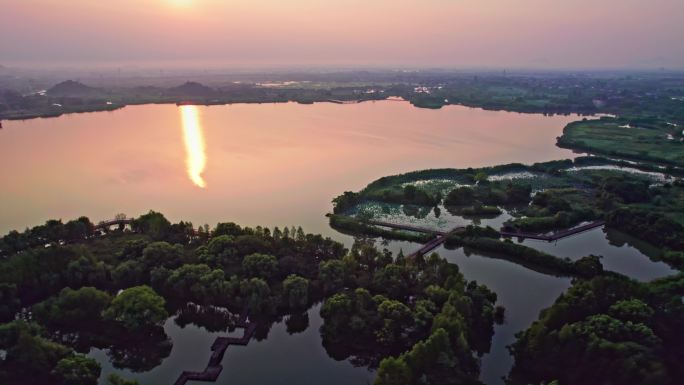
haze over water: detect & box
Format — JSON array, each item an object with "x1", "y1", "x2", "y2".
[{"x1": 0, "y1": 101, "x2": 580, "y2": 235}]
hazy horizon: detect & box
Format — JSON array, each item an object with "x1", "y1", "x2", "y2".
[{"x1": 2, "y1": 0, "x2": 683, "y2": 70}]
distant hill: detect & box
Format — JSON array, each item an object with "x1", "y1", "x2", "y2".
[
  {"x1": 47, "y1": 80, "x2": 103, "y2": 97},
  {"x1": 166, "y1": 81, "x2": 217, "y2": 97}
]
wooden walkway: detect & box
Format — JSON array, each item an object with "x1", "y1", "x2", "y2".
[
  {"x1": 173, "y1": 309, "x2": 257, "y2": 385},
  {"x1": 406, "y1": 227, "x2": 466, "y2": 258},
  {"x1": 500, "y1": 220, "x2": 605, "y2": 241},
  {"x1": 367, "y1": 220, "x2": 464, "y2": 258}
]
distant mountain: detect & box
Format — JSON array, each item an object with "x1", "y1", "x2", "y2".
[
  {"x1": 166, "y1": 81, "x2": 217, "y2": 97},
  {"x1": 47, "y1": 80, "x2": 103, "y2": 97}
]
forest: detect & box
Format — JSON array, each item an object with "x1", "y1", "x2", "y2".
[{"x1": 0, "y1": 211, "x2": 502, "y2": 385}]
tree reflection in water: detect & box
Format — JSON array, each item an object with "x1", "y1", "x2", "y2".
[
  {"x1": 174, "y1": 302, "x2": 238, "y2": 333},
  {"x1": 285, "y1": 312, "x2": 309, "y2": 335},
  {"x1": 107, "y1": 327, "x2": 172, "y2": 372}
]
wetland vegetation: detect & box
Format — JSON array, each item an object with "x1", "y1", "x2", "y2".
[{"x1": 329, "y1": 135, "x2": 684, "y2": 385}]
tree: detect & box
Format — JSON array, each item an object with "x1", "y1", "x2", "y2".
[
  {"x1": 106, "y1": 374, "x2": 141, "y2": 385},
  {"x1": 53, "y1": 355, "x2": 101, "y2": 385},
  {"x1": 332, "y1": 191, "x2": 360, "y2": 214},
  {"x1": 0, "y1": 283, "x2": 20, "y2": 322},
  {"x1": 214, "y1": 222, "x2": 243, "y2": 237},
  {"x1": 375, "y1": 356, "x2": 412, "y2": 385},
  {"x1": 64, "y1": 217, "x2": 94, "y2": 242},
  {"x1": 283, "y1": 275, "x2": 309, "y2": 309},
  {"x1": 205, "y1": 235, "x2": 238, "y2": 266},
  {"x1": 240, "y1": 278, "x2": 271, "y2": 314},
  {"x1": 34, "y1": 287, "x2": 111, "y2": 327},
  {"x1": 376, "y1": 299, "x2": 412, "y2": 344},
  {"x1": 132, "y1": 211, "x2": 171, "y2": 240},
  {"x1": 66, "y1": 256, "x2": 108, "y2": 288},
  {"x1": 608, "y1": 299, "x2": 654, "y2": 324},
  {"x1": 112, "y1": 260, "x2": 145, "y2": 288},
  {"x1": 320, "y1": 293, "x2": 353, "y2": 335},
  {"x1": 403, "y1": 185, "x2": 417, "y2": 200},
  {"x1": 4, "y1": 325, "x2": 72, "y2": 377},
  {"x1": 104, "y1": 286, "x2": 168, "y2": 330},
  {"x1": 160, "y1": 264, "x2": 233, "y2": 304},
  {"x1": 242, "y1": 253, "x2": 278, "y2": 279},
  {"x1": 142, "y1": 241, "x2": 184, "y2": 269},
  {"x1": 234, "y1": 235, "x2": 272, "y2": 256},
  {"x1": 318, "y1": 259, "x2": 346, "y2": 293},
  {"x1": 573, "y1": 255, "x2": 604, "y2": 278},
  {"x1": 295, "y1": 227, "x2": 305, "y2": 242},
  {"x1": 474, "y1": 171, "x2": 488, "y2": 184},
  {"x1": 373, "y1": 264, "x2": 409, "y2": 299}
]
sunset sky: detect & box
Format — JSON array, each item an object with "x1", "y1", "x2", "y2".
[{"x1": 1, "y1": 0, "x2": 682, "y2": 69}]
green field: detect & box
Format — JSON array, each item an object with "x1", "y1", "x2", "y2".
[{"x1": 558, "y1": 117, "x2": 684, "y2": 167}]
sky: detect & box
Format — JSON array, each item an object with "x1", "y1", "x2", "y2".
[{"x1": 1, "y1": 0, "x2": 683, "y2": 69}]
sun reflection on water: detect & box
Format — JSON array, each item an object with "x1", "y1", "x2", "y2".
[{"x1": 180, "y1": 105, "x2": 207, "y2": 188}]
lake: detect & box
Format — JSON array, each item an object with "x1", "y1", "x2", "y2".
[
  {"x1": 3, "y1": 101, "x2": 668, "y2": 385},
  {"x1": 0, "y1": 101, "x2": 580, "y2": 236}
]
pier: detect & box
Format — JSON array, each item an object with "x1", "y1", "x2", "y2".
[
  {"x1": 173, "y1": 309, "x2": 257, "y2": 385},
  {"x1": 500, "y1": 220, "x2": 606, "y2": 241}
]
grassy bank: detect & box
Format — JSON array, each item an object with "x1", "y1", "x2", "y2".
[{"x1": 557, "y1": 117, "x2": 684, "y2": 168}]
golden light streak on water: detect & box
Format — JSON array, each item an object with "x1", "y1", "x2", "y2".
[{"x1": 180, "y1": 105, "x2": 207, "y2": 188}]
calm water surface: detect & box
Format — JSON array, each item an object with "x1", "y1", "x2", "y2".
[
  {"x1": 3, "y1": 102, "x2": 668, "y2": 385},
  {"x1": 92, "y1": 304, "x2": 374, "y2": 385},
  {"x1": 349, "y1": 203, "x2": 675, "y2": 385},
  {"x1": 0, "y1": 101, "x2": 580, "y2": 235}
]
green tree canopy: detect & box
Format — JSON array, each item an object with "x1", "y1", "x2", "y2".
[
  {"x1": 242, "y1": 253, "x2": 278, "y2": 279},
  {"x1": 104, "y1": 285, "x2": 168, "y2": 330},
  {"x1": 283, "y1": 274, "x2": 309, "y2": 309},
  {"x1": 53, "y1": 355, "x2": 101, "y2": 385},
  {"x1": 34, "y1": 286, "x2": 111, "y2": 328},
  {"x1": 240, "y1": 278, "x2": 271, "y2": 314}
]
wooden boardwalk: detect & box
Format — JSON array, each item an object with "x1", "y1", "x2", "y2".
[
  {"x1": 366, "y1": 220, "x2": 464, "y2": 258},
  {"x1": 173, "y1": 310, "x2": 257, "y2": 385},
  {"x1": 407, "y1": 227, "x2": 466, "y2": 258},
  {"x1": 500, "y1": 220, "x2": 605, "y2": 241}
]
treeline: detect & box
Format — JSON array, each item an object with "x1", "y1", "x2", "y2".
[
  {"x1": 509, "y1": 274, "x2": 684, "y2": 385},
  {"x1": 444, "y1": 183, "x2": 531, "y2": 207},
  {"x1": 606, "y1": 208, "x2": 684, "y2": 251},
  {"x1": 606, "y1": 208, "x2": 684, "y2": 269}
]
